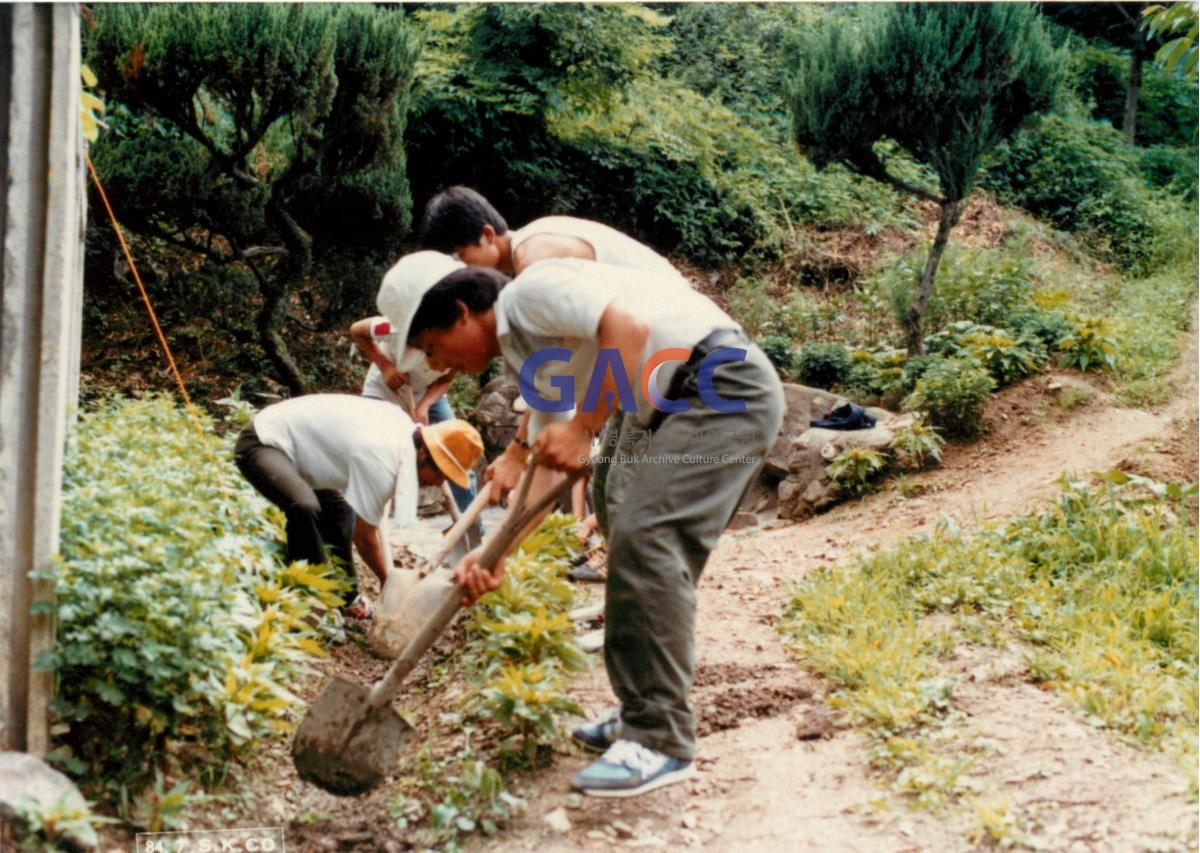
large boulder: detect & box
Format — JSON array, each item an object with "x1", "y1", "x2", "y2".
[
  {"x1": 764, "y1": 384, "x2": 847, "y2": 479},
  {"x1": 776, "y1": 412, "x2": 917, "y2": 520}
]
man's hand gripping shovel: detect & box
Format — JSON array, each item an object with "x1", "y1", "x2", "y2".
[{"x1": 292, "y1": 458, "x2": 585, "y2": 796}]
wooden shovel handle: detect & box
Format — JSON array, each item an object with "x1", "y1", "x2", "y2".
[
  {"x1": 366, "y1": 462, "x2": 585, "y2": 709},
  {"x1": 429, "y1": 484, "x2": 491, "y2": 568}
]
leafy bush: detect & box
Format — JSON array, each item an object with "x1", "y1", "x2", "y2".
[
  {"x1": 925, "y1": 321, "x2": 1046, "y2": 385},
  {"x1": 871, "y1": 244, "x2": 1037, "y2": 334},
  {"x1": 842, "y1": 348, "x2": 908, "y2": 404},
  {"x1": 1009, "y1": 305, "x2": 1074, "y2": 352},
  {"x1": 47, "y1": 395, "x2": 338, "y2": 798},
  {"x1": 757, "y1": 335, "x2": 797, "y2": 375},
  {"x1": 983, "y1": 107, "x2": 1188, "y2": 274},
  {"x1": 903, "y1": 357, "x2": 996, "y2": 439},
  {"x1": 796, "y1": 342, "x2": 852, "y2": 389},
  {"x1": 1139, "y1": 146, "x2": 1199, "y2": 203},
  {"x1": 889, "y1": 419, "x2": 945, "y2": 470},
  {"x1": 469, "y1": 514, "x2": 586, "y2": 768},
  {"x1": 827, "y1": 447, "x2": 888, "y2": 496},
  {"x1": 1058, "y1": 316, "x2": 1118, "y2": 372}
]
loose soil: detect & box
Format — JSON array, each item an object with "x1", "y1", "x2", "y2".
[{"x1": 96, "y1": 317, "x2": 1198, "y2": 852}]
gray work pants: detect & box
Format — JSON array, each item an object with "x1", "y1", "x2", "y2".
[
  {"x1": 595, "y1": 341, "x2": 784, "y2": 760},
  {"x1": 234, "y1": 425, "x2": 358, "y2": 600}
]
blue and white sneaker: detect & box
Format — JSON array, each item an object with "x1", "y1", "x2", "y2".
[
  {"x1": 571, "y1": 707, "x2": 621, "y2": 752},
  {"x1": 571, "y1": 739, "x2": 696, "y2": 798}
]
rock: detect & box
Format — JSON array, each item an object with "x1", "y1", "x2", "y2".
[
  {"x1": 764, "y1": 384, "x2": 846, "y2": 478},
  {"x1": 0, "y1": 752, "x2": 93, "y2": 848},
  {"x1": 795, "y1": 707, "x2": 840, "y2": 740},
  {"x1": 474, "y1": 375, "x2": 521, "y2": 455},
  {"x1": 626, "y1": 837, "x2": 667, "y2": 848},
  {"x1": 725, "y1": 511, "x2": 758, "y2": 531},
  {"x1": 586, "y1": 830, "x2": 609, "y2": 840},
  {"x1": 564, "y1": 793, "x2": 584, "y2": 809},
  {"x1": 681, "y1": 813, "x2": 698, "y2": 830},
  {"x1": 544, "y1": 807, "x2": 572, "y2": 834},
  {"x1": 611, "y1": 819, "x2": 636, "y2": 839},
  {"x1": 776, "y1": 415, "x2": 901, "y2": 520}
]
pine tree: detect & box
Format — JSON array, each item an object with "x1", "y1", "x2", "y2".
[
  {"x1": 790, "y1": 4, "x2": 1067, "y2": 354},
  {"x1": 87, "y1": 5, "x2": 417, "y2": 394}
]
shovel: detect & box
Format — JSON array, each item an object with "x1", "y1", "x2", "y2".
[
  {"x1": 293, "y1": 460, "x2": 585, "y2": 795},
  {"x1": 369, "y1": 484, "x2": 492, "y2": 659}
]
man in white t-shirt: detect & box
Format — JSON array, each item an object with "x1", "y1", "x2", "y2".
[
  {"x1": 387, "y1": 256, "x2": 785, "y2": 798},
  {"x1": 234, "y1": 394, "x2": 483, "y2": 618},
  {"x1": 349, "y1": 314, "x2": 478, "y2": 522},
  {"x1": 416, "y1": 186, "x2": 692, "y2": 512}
]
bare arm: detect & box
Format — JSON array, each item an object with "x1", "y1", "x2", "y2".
[
  {"x1": 413, "y1": 371, "x2": 455, "y2": 423},
  {"x1": 350, "y1": 317, "x2": 408, "y2": 391},
  {"x1": 534, "y1": 300, "x2": 649, "y2": 472},
  {"x1": 352, "y1": 517, "x2": 389, "y2": 585},
  {"x1": 485, "y1": 411, "x2": 532, "y2": 502}
]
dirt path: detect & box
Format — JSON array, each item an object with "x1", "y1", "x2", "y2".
[
  {"x1": 482, "y1": 344, "x2": 1199, "y2": 851},
  {"x1": 154, "y1": 327, "x2": 1195, "y2": 853}
]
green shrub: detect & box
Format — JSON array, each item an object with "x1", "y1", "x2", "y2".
[
  {"x1": 47, "y1": 395, "x2": 338, "y2": 798},
  {"x1": 727, "y1": 276, "x2": 777, "y2": 338},
  {"x1": 1139, "y1": 146, "x2": 1199, "y2": 204},
  {"x1": 983, "y1": 107, "x2": 1186, "y2": 275},
  {"x1": 1009, "y1": 305, "x2": 1074, "y2": 352},
  {"x1": 827, "y1": 447, "x2": 888, "y2": 497},
  {"x1": 842, "y1": 348, "x2": 908, "y2": 404},
  {"x1": 469, "y1": 514, "x2": 586, "y2": 769},
  {"x1": 873, "y1": 245, "x2": 1037, "y2": 333},
  {"x1": 797, "y1": 342, "x2": 852, "y2": 389},
  {"x1": 903, "y1": 357, "x2": 996, "y2": 439},
  {"x1": 925, "y1": 321, "x2": 1046, "y2": 385},
  {"x1": 757, "y1": 334, "x2": 796, "y2": 375},
  {"x1": 1058, "y1": 316, "x2": 1118, "y2": 372},
  {"x1": 889, "y1": 418, "x2": 945, "y2": 470}
]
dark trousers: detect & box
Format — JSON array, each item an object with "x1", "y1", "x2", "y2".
[
  {"x1": 594, "y1": 340, "x2": 784, "y2": 760},
  {"x1": 234, "y1": 425, "x2": 357, "y2": 599}
]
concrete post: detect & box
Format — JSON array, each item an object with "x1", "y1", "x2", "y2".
[{"x1": 0, "y1": 4, "x2": 85, "y2": 754}]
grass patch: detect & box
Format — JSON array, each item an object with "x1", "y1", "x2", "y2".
[{"x1": 781, "y1": 472, "x2": 1198, "y2": 819}]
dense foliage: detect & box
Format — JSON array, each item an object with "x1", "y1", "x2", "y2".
[
  {"x1": 790, "y1": 3, "x2": 1067, "y2": 352},
  {"x1": 45, "y1": 396, "x2": 338, "y2": 806},
  {"x1": 85, "y1": 4, "x2": 418, "y2": 394}
]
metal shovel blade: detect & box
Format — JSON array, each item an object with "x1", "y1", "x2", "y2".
[{"x1": 292, "y1": 676, "x2": 413, "y2": 796}]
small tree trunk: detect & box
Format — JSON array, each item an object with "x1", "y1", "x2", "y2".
[
  {"x1": 1122, "y1": 48, "x2": 1143, "y2": 145},
  {"x1": 260, "y1": 199, "x2": 314, "y2": 396},
  {"x1": 904, "y1": 200, "x2": 962, "y2": 356},
  {"x1": 258, "y1": 278, "x2": 308, "y2": 396}
]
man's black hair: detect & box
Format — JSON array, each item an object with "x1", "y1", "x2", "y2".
[
  {"x1": 417, "y1": 186, "x2": 509, "y2": 253},
  {"x1": 408, "y1": 267, "x2": 509, "y2": 340}
]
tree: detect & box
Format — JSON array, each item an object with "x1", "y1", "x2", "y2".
[
  {"x1": 1043, "y1": 3, "x2": 1160, "y2": 144},
  {"x1": 1143, "y1": 2, "x2": 1199, "y2": 81},
  {"x1": 86, "y1": 5, "x2": 417, "y2": 395},
  {"x1": 790, "y1": 4, "x2": 1066, "y2": 354}
]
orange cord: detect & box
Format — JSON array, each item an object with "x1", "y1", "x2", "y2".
[{"x1": 85, "y1": 151, "x2": 243, "y2": 529}]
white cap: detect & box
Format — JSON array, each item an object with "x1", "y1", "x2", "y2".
[{"x1": 375, "y1": 251, "x2": 465, "y2": 371}]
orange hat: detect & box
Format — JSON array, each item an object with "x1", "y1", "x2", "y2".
[{"x1": 419, "y1": 419, "x2": 484, "y2": 489}]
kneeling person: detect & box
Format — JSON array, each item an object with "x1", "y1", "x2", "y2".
[{"x1": 234, "y1": 394, "x2": 483, "y2": 618}]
